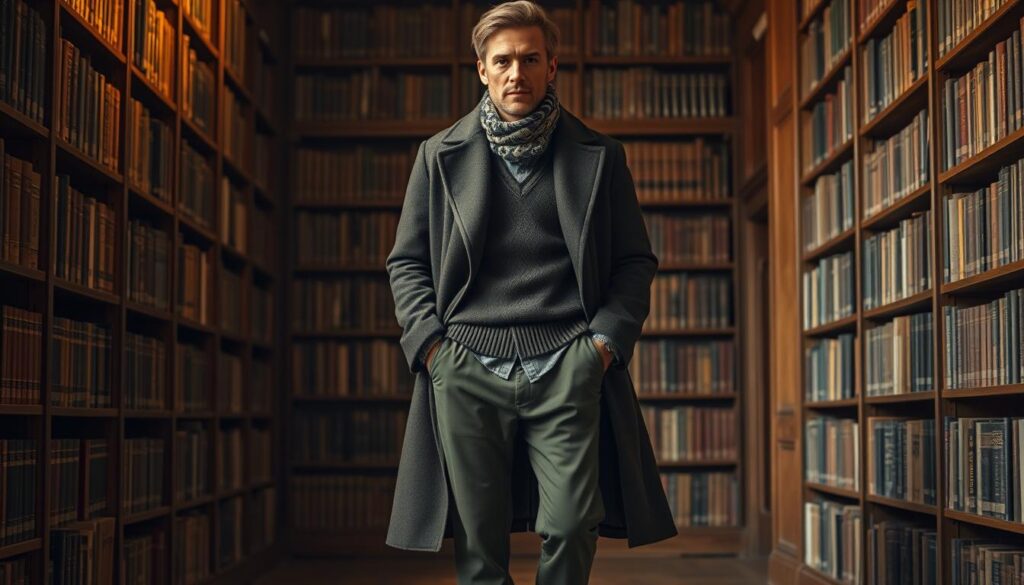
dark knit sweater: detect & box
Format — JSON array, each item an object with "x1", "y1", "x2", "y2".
[{"x1": 444, "y1": 148, "x2": 589, "y2": 359}]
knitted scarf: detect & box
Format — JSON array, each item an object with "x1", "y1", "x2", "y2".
[{"x1": 479, "y1": 83, "x2": 560, "y2": 165}]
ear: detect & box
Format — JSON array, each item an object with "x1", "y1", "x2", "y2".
[
  {"x1": 547, "y1": 55, "x2": 558, "y2": 84},
  {"x1": 477, "y1": 59, "x2": 487, "y2": 85}
]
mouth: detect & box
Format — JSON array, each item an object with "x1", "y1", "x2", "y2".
[{"x1": 506, "y1": 90, "x2": 529, "y2": 96}]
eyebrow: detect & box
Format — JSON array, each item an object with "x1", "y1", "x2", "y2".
[{"x1": 491, "y1": 51, "x2": 542, "y2": 62}]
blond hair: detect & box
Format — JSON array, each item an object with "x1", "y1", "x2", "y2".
[{"x1": 471, "y1": 1, "x2": 560, "y2": 62}]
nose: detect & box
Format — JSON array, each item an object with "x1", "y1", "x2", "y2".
[{"x1": 508, "y1": 60, "x2": 522, "y2": 83}]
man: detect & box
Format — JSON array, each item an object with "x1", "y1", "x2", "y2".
[{"x1": 385, "y1": 1, "x2": 676, "y2": 583}]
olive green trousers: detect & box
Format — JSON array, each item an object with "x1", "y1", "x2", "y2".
[{"x1": 429, "y1": 333, "x2": 606, "y2": 585}]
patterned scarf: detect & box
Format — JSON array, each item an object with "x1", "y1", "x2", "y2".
[{"x1": 479, "y1": 83, "x2": 560, "y2": 165}]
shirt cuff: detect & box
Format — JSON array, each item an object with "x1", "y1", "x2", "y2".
[
  {"x1": 590, "y1": 332, "x2": 621, "y2": 366},
  {"x1": 417, "y1": 332, "x2": 443, "y2": 369}
]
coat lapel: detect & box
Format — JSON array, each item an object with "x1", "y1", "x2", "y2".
[{"x1": 436, "y1": 103, "x2": 606, "y2": 320}]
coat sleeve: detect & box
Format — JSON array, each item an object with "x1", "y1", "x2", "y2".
[
  {"x1": 587, "y1": 141, "x2": 658, "y2": 369},
  {"x1": 386, "y1": 140, "x2": 446, "y2": 374}
]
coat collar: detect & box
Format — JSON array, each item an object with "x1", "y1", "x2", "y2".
[{"x1": 436, "y1": 100, "x2": 607, "y2": 321}]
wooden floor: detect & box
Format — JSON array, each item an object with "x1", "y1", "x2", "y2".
[{"x1": 254, "y1": 554, "x2": 768, "y2": 585}]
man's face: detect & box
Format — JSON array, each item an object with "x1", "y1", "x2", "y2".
[{"x1": 477, "y1": 26, "x2": 557, "y2": 122}]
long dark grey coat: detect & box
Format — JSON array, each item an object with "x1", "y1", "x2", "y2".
[{"x1": 384, "y1": 100, "x2": 678, "y2": 552}]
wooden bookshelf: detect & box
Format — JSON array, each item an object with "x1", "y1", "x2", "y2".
[
  {"x1": 284, "y1": 0, "x2": 749, "y2": 559},
  {"x1": 0, "y1": 0, "x2": 284, "y2": 581},
  {"x1": 785, "y1": 0, "x2": 1024, "y2": 584}
]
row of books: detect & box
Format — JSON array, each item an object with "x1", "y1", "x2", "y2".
[
  {"x1": 866, "y1": 312, "x2": 934, "y2": 397},
  {"x1": 49, "y1": 517, "x2": 116, "y2": 585},
  {"x1": 223, "y1": 90, "x2": 250, "y2": 175},
  {"x1": 624, "y1": 138, "x2": 732, "y2": 202},
  {"x1": 862, "y1": 209, "x2": 932, "y2": 310},
  {"x1": 292, "y1": 145, "x2": 415, "y2": 204},
  {"x1": 292, "y1": 408, "x2": 407, "y2": 464},
  {"x1": 126, "y1": 98, "x2": 173, "y2": 202},
  {"x1": 952, "y1": 538, "x2": 1024, "y2": 585},
  {"x1": 50, "y1": 316, "x2": 112, "y2": 409},
  {"x1": 175, "y1": 422, "x2": 209, "y2": 502},
  {"x1": 291, "y1": 341, "x2": 414, "y2": 400},
  {"x1": 802, "y1": 251, "x2": 855, "y2": 330},
  {"x1": 584, "y1": 69, "x2": 730, "y2": 119},
  {"x1": 803, "y1": 161, "x2": 853, "y2": 252},
  {"x1": 176, "y1": 341, "x2": 209, "y2": 412},
  {"x1": 250, "y1": 285, "x2": 272, "y2": 344},
  {"x1": 127, "y1": 218, "x2": 170, "y2": 309},
  {"x1": 132, "y1": 0, "x2": 175, "y2": 101},
  {"x1": 588, "y1": 0, "x2": 731, "y2": 57},
  {"x1": 936, "y1": 0, "x2": 1009, "y2": 57},
  {"x1": 859, "y1": 1, "x2": 927, "y2": 124},
  {"x1": 661, "y1": 471, "x2": 739, "y2": 527},
  {"x1": 642, "y1": 212, "x2": 731, "y2": 264},
  {"x1": 806, "y1": 416, "x2": 859, "y2": 490},
  {"x1": 54, "y1": 175, "x2": 117, "y2": 293},
  {"x1": 182, "y1": 40, "x2": 215, "y2": 133},
  {"x1": 177, "y1": 238, "x2": 211, "y2": 326},
  {"x1": 292, "y1": 277, "x2": 396, "y2": 332},
  {"x1": 0, "y1": 440, "x2": 36, "y2": 546},
  {"x1": 220, "y1": 264, "x2": 242, "y2": 336},
  {"x1": 942, "y1": 287, "x2": 1024, "y2": 390},
  {"x1": 862, "y1": 109, "x2": 930, "y2": 218},
  {"x1": 54, "y1": 438, "x2": 108, "y2": 525},
  {"x1": 175, "y1": 511, "x2": 211, "y2": 585},
  {"x1": 945, "y1": 416, "x2": 1024, "y2": 521},
  {"x1": 1, "y1": 145, "x2": 42, "y2": 270},
  {"x1": 125, "y1": 331, "x2": 165, "y2": 410},
  {"x1": 942, "y1": 21, "x2": 1024, "y2": 170},
  {"x1": 804, "y1": 498, "x2": 861, "y2": 585},
  {"x1": 294, "y1": 211, "x2": 397, "y2": 267},
  {"x1": 252, "y1": 133, "x2": 273, "y2": 195},
  {"x1": 180, "y1": 142, "x2": 215, "y2": 228},
  {"x1": 0, "y1": 305, "x2": 42, "y2": 405},
  {"x1": 124, "y1": 529, "x2": 166, "y2": 585},
  {"x1": 58, "y1": 39, "x2": 122, "y2": 173},
  {"x1": 290, "y1": 475, "x2": 395, "y2": 531},
  {"x1": 218, "y1": 427, "x2": 242, "y2": 490},
  {"x1": 223, "y1": 0, "x2": 246, "y2": 81},
  {"x1": 800, "y1": 0, "x2": 851, "y2": 98},
  {"x1": 181, "y1": 0, "x2": 212, "y2": 41},
  {"x1": 250, "y1": 360, "x2": 271, "y2": 414},
  {"x1": 220, "y1": 177, "x2": 247, "y2": 253},
  {"x1": 805, "y1": 333, "x2": 856, "y2": 402},
  {"x1": 294, "y1": 71, "x2": 452, "y2": 122},
  {"x1": 250, "y1": 430, "x2": 272, "y2": 484},
  {"x1": 0, "y1": 0, "x2": 47, "y2": 125},
  {"x1": 66, "y1": 0, "x2": 123, "y2": 48},
  {"x1": 802, "y1": 65, "x2": 853, "y2": 172},
  {"x1": 252, "y1": 50, "x2": 274, "y2": 122},
  {"x1": 0, "y1": 556, "x2": 28, "y2": 583},
  {"x1": 867, "y1": 521, "x2": 936, "y2": 585},
  {"x1": 640, "y1": 405, "x2": 736, "y2": 461},
  {"x1": 645, "y1": 273, "x2": 732, "y2": 330},
  {"x1": 123, "y1": 438, "x2": 164, "y2": 515},
  {"x1": 218, "y1": 353, "x2": 242, "y2": 414},
  {"x1": 942, "y1": 160, "x2": 1024, "y2": 284},
  {"x1": 629, "y1": 339, "x2": 736, "y2": 396},
  {"x1": 868, "y1": 417, "x2": 936, "y2": 505},
  {"x1": 293, "y1": 5, "x2": 457, "y2": 60},
  {"x1": 249, "y1": 487, "x2": 276, "y2": 553},
  {"x1": 217, "y1": 497, "x2": 243, "y2": 569}
]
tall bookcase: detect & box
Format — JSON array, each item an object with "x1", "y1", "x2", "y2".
[
  {"x1": 794, "y1": 0, "x2": 1024, "y2": 583},
  {"x1": 0, "y1": 0, "x2": 284, "y2": 582},
  {"x1": 284, "y1": 0, "x2": 752, "y2": 558}
]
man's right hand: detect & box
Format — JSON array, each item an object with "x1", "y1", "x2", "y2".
[{"x1": 424, "y1": 338, "x2": 443, "y2": 372}]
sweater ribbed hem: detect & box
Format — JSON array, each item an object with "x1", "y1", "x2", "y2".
[{"x1": 446, "y1": 317, "x2": 589, "y2": 359}]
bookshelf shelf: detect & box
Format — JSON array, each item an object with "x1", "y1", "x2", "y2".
[
  {"x1": 59, "y1": 1, "x2": 127, "y2": 66},
  {"x1": 124, "y1": 507, "x2": 172, "y2": 526},
  {"x1": 639, "y1": 199, "x2": 733, "y2": 209},
  {"x1": 177, "y1": 316, "x2": 217, "y2": 336},
  {"x1": 802, "y1": 398, "x2": 859, "y2": 410},
  {"x1": 0, "y1": 539, "x2": 42, "y2": 562},
  {"x1": 55, "y1": 139, "x2": 124, "y2": 185},
  {"x1": 291, "y1": 395, "x2": 412, "y2": 403},
  {"x1": 657, "y1": 459, "x2": 738, "y2": 468},
  {"x1": 801, "y1": 314, "x2": 857, "y2": 337},
  {"x1": 938, "y1": 123, "x2": 1024, "y2": 186},
  {"x1": 182, "y1": 14, "x2": 219, "y2": 61},
  {"x1": 130, "y1": 65, "x2": 177, "y2": 114},
  {"x1": 129, "y1": 185, "x2": 176, "y2": 216},
  {"x1": 639, "y1": 328, "x2": 736, "y2": 337},
  {"x1": 177, "y1": 411, "x2": 215, "y2": 419},
  {"x1": 0, "y1": 405, "x2": 43, "y2": 416},
  {"x1": 294, "y1": 120, "x2": 455, "y2": 138},
  {"x1": 934, "y1": 0, "x2": 1024, "y2": 72},
  {"x1": 53, "y1": 279, "x2": 121, "y2": 306},
  {"x1": 222, "y1": 155, "x2": 253, "y2": 186},
  {"x1": 124, "y1": 409, "x2": 172, "y2": 418},
  {"x1": 798, "y1": 0, "x2": 830, "y2": 34},
  {"x1": 857, "y1": 75, "x2": 928, "y2": 138},
  {"x1": 856, "y1": 0, "x2": 907, "y2": 44},
  {"x1": 178, "y1": 213, "x2": 218, "y2": 243},
  {"x1": 801, "y1": 227, "x2": 855, "y2": 263},
  {"x1": 657, "y1": 262, "x2": 735, "y2": 272},
  {"x1": 859, "y1": 184, "x2": 930, "y2": 231},
  {"x1": 635, "y1": 393, "x2": 738, "y2": 402},
  {"x1": 291, "y1": 199, "x2": 405, "y2": 210},
  {"x1": 182, "y1": 116, "x2": 218, "y2": 151},
  {"x1": 584, "y1": 55, "x2": 733, "y2": 66},
  {"x1": 942, "y1": 383, "x2": 1024, "y2": 400},
  {"x1": 224, "y1": 67, "x2": 251, "y2": 103},
  {"x1": 805, "y1": 481, "x2": 860, "y2": 500},
  {"x1": 861, "y1": 289, "x2": 933, "y2": 321},
  {"x1": 51, "y1": 408, "x2": 119, "y2": 418},
  {"x1": 175, "y1": 495, "x2": 217, "y2": 513},
  {"x1": 940, "y1": 258, "x2": 1024, "y2": 296},
  {"x1": 799, "y1": 47, "x2": 852, "y2": 111},
  {"x1": 803, "y1": 565, "x2": 848, "y2": 585},
  {"x1": 800, "y1": 139, "x2": 854, "y2": 187},
  {"x1": 0, "y1": 260, "x2": 46, "y2": 283},
  {"x1": 863, "y1": 390, "x2": 935, "y2": 405},
  {"x1": 583, "y1": 118, "x2": 735, "y2": 136},
  {"x1": 943, "y1": 509, "x2": 1024, "y2": 536},
  {"x1": 293, "y1": 56, "x2": 456, "y2": 68},
  {"x1": 865, "y1": 494, "x2": 936, "y2": 516},
  {"x1": 0, "y1": 100, "x2": 49, "y2": 139},
  {"x1": 126, "y1": 301, "x2": 174, "y2": 322}
]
